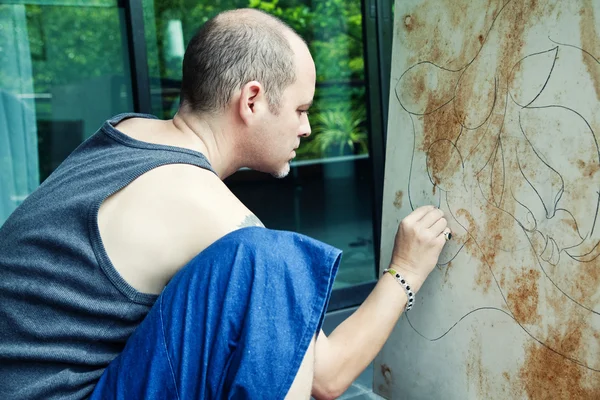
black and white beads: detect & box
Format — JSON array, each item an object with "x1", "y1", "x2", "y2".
[{"x1": 383, "y1": 268, "x2": 415, "y2": 311}]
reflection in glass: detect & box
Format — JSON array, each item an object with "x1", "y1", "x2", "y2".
[
  {"x1": 0, "y1": 4, "x2": 39, "y2": 223},
  {"x1": 0, "y1": 1, "x2": 133, "y2": 225}
]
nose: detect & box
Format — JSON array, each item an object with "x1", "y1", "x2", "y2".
[{"x1": 300, "y1": 115, "x2": 311, "y2": 138}]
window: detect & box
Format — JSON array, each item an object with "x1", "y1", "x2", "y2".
[{"x1": 0, "y1": 0, "x2": 133, "y2": 222}]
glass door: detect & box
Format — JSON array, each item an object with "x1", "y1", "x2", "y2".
[{"x1": 0, "y1": 0, "x2": 134, "y2": 224}]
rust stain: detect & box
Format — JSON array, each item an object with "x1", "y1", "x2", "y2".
[
  {"x1": 456, "y1": 208, "x2": 476, "y2": 232},
  {"x1": 447, "y1": 1, "x2": 470, "y2": 28},
  {"x1": 491, "y1": 146, "x2": 506, "y2": 205},
  {"x1": 494, "y1": 2, "x2": 526, "y2": 89},
  {"x1": 452, "y1": 52, "x2": 496, "y2": 130},
  {"x1": 468, "y1": 211, "x2": 511, "y2": 293},
  {"x1": 426, "y1": 138, "x2": 463, "y2": 188},
  {"x1": 376, "y1": 363, "x2": 393, "y2": 398},
  {"x1": 575, "y1": 259, "x2": 600, "y2": 300},
  {"x1": 456, "y1": 208, "x2": 493, "y2": 292},
  {"x1": 580, "y1": 1, "x2": 600, "y2": 101},
  {"x1": 564, "y1": 216, "x2": 579, "y2": 232},
  {"x1": 466, "y1": 334, "x2": 490, "y2": 398},
  {"x1": 500, "y1": 369, "x2": 524, "y2": 398},
  {"x1": 520, "y1": 325, "x2": 600, "y2": 399},
  {"x1": 404, "y1": 14, "x2": 415, "y2": 32},
  {"x1": 494, "y1": 0, "x2": 557, "y2": 81},
  {"x1": 380, "y1": 363, "x2": 393, "y2": 385},
  {"x1": 506, "y1": 269, "x2": 541, "y2": 325},
  {"x1": 443, "y1": 260, "x2": 453, "y2": 283},
  {"x1": 422, "y1": 105, "x2": 462, "y2": 187},
  {"x1": 475, "y1": 145, "x2": 525, "y2": 293},
  {"x1": 520, "y1": 253, "x2": 600, "y2": 398},
  {"x1": 393, "y1": 190, "x2": 404, "y2": 209},
  {"x1": 576, "y1": 159, "x2": 600, "y2": 178},
  {"x1": 481, "y1": 212, "x2": 514, "y2": 269},
  {"x1": 410, "y1": 66, "x2": 426, "y2": 98},
  {"x1": 399, "y1": 1, "x2": 503, "y2": 67},
  {"x1": 474, "y1": 259, "x2": 493, "y2": 293}
]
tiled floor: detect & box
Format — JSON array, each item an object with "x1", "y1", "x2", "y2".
[
  {"x1": 339, "y1": 384, "x2": 384, "y2": 399},
  {"x1": 338, "y1": 363, "x2": 384, "y2": 400},
  {"x1": 311, "y1": 364, "x2": 384, "y2": 400}
]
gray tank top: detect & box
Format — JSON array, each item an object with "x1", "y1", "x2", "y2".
[{"x1": 0, "y1": 113, "x2": 216, "y2": 399}]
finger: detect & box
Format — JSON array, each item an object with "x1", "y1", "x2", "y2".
[
  {"x1": 405, "y1": 205, "x2": 437, "y2": 223},
  {"x1": 430, "y1": 217, "x2": 448, "y2": 236},
  {"x1": 419, "y1": 207, "x2": 445, "y2": 229}
]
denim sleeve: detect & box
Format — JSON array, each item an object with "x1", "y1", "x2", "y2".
[{"x1": 91, "y1": 227, "x2": 341, "y2": 400}]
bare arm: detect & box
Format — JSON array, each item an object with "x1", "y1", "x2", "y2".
[{"x1": 311, "y1": 206, "x2": 450, "y2": 400}]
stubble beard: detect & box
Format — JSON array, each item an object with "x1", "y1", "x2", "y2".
[{"x1": 271, "y1": 162, "x2": 291, "y2": 179}]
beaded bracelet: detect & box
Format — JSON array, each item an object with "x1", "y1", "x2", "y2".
[{"x1": 383, "y1": 268, "x2": 415, "y2": 311}]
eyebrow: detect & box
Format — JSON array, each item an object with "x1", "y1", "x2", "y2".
[{"x1": 299, "y1": 101, "x2": 313, "y2": 108}]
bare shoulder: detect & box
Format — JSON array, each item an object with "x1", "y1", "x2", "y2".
[
  {"x1": 98, "y1": 163, "x2": 262, "y2": 294},
  {"x1": 160, "y1": 163, "x2": 263, "y2": 229},
  {"x1": 119, "y1": 162, "x2": 261, "y2": 228}
]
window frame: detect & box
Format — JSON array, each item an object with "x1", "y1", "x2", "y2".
[{"x1": 124, "y1": 0, "x2": 152, "y2": 113}]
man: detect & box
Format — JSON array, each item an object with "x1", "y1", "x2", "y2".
[{"x1": 0, "y1": 8, "x2": 450, "y2": 399}]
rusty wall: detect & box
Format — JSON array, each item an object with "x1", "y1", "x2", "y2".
[{"x1": 375, "y1": 1, "x2": 600, "y2": 398}]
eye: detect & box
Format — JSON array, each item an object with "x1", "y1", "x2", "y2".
[{"x1": 298, "y1": 110, "x2": 310, "y2": 116}]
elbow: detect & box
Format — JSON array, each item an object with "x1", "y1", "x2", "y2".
[{"x1": 312, "y1": 377, "x2": 350, "y2": 400}]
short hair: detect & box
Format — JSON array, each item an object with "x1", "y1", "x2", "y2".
[{"x1": 180, "y1": 9, "x2": 297, "y2": 115}]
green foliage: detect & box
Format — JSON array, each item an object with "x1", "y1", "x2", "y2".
[
  {"x1": 24, "y1": 5, "x2": 125, "y2": 94},
  {"x1": 300, "y1": 106, "x2": 367, "y2": 157},
  {"x1": 241, "y1": 0, "x2": 368, "y2": 159},
  {"x1": 297, "y1": 84, "x2": 368, "y2": 159},
  {"x1": 149, "y1": 0, "x2": 368, "y2": 160},
  {"x1": 12, "y1": 0, "x2": 369, "y2": 160}
]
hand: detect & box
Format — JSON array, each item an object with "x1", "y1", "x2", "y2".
[{"x1": 390, "y1": 205, "x2": 450, "y2": 293}]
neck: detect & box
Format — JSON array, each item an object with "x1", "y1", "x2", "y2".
[{"x1": 171, "y1": 110, "x2": 241, "y2": 179}]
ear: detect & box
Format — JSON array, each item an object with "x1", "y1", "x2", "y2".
[{"x1": 238, "y1": 80, "x2": 266, "y2": 126}]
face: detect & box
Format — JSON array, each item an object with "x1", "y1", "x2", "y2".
[{"x1": 254, "y1": 37, "x2": 316, "y2": 178}]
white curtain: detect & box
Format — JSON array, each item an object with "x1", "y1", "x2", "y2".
[{"x1": 0, "y1": 4, "x2": 39, "y2": 226}]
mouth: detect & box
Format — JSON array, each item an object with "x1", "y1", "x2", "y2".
[{"x1": 291, "y1": 143, "x2": 300, "y2": 158}]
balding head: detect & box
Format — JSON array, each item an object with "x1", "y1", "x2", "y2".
[{"x1": 180, "y1": 8, "x2": 304, "y2": 115}]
